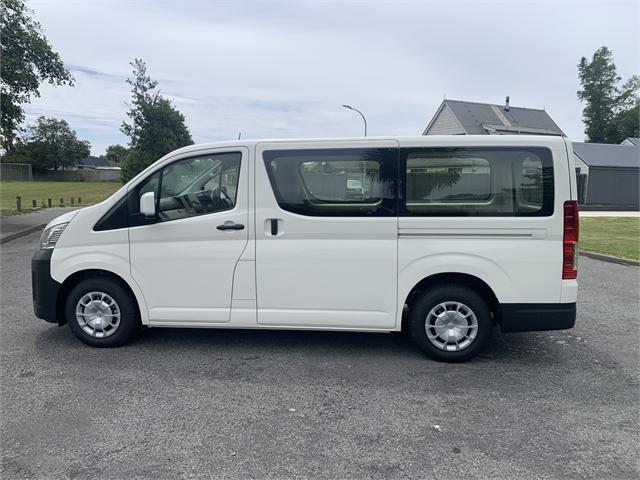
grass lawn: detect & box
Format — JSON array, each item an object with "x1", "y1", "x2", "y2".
[
  {"x1": 0, "y1": 181, "x2": 121, "y2": 216},
  {"x1": 580, "y1": 217, "x2": 640, "y2": 261}
]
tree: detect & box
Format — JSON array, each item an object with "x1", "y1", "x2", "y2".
[
  {"x1": 0, "y1": 0, "x2": 73, "y2": 151},
  {"x1": 6, "y1": 117, "x2": 91, "y2": 172},
  {"x1": 615, "y1": 105, "x2": 640, "y2": 140},
  {"x1": 104, "y1": 144, "x2": 128, "y2": 165},
  {"x1": 577, "y1": 47, "x2": 639, "y2": 143},
  {"x1": 120, "y1": 59, "x2": 193, "y2": 182}
]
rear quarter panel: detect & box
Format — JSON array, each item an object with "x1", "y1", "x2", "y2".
[{"x1": 396, "y1": 136, "x2": 571, "y2": 329}]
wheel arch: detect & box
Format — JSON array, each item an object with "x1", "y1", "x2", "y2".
[
  {"x1": 401, "y1": 272, "x2": 502, "y2": 331},
  {"x1": 56, "y1": 269, "x2": 145, "y2": 326}
]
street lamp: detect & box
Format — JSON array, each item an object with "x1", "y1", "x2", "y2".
[{"x1": 342, "y1": 104, "x2": 367, "y2": 137}]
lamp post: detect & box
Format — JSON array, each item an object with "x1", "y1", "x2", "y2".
[
  {"x1": 342, "y1": 104, "x2": 368, "y2": 193},
  {"x1": 342, "y1": 104, "x2": 367, "y2": 137}
]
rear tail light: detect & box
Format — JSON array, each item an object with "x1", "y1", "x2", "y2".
[{"x1": 562, "y1": 201, "x2": 579, "y2": 279}]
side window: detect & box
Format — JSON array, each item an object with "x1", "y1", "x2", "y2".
[
  {"x1": 138, "y1": 171, "x2": 160, "y2": 197},
  {"x1": 157, "y1": 152, "x2": 241, "y2": 221},
  {"x1": 402, "y1": 148, "x2": 553, "y2": 216},
  {"x1": 263, "y1": 148, "x2": 396, "y2": 216},
  {"x1": 519, "y1": 157, "x2": 544, "y2": 209},
  {"x1": 406, "y1": 156, "x2": 491, "y2": 203}
]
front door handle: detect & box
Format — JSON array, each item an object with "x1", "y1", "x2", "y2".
[{"x1": 217, "y1": 222, "x2": 245, "y2": 231}]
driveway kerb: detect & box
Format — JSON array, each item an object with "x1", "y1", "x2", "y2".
[
  {"x1": 579, "y1": 250, "x2": 639, "y2": 267},
  {"x1": 0, "y1": 224, "x2": 46, "y2": 244}
]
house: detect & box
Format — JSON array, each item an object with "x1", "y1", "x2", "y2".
[
  {"x1": 422, "y1": 98, "x2": 638, "y2": 209},
  {"x1": 76, "y1": 155, "x2": 112, "y2": 169},
  {"x1": 423, "y1": 98, "x2": 564, "y2": 136},
  {"x1": 572, "y1": 142, "x2": 639, "y2": 208}
]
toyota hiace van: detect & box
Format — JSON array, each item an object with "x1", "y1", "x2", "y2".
[{"x1": 32, "y1": 136, "x2": 578, "y2": 361}]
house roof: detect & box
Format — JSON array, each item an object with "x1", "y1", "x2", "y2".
[
  {"x1": 77, "y1": 156, "x2": 110, "y2": 168},
  {"x1": 573, "y1": 142, "x2": 640, "y2": 169},
  {"x1": 425, "y1": 99, "x2": 565, "y2": 136},
  {"x1": 623, "y1": 137, "x2": 639, "y2": 146}
]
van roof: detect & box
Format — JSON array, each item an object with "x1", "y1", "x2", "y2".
[{"x1": 168, "y1": 135, "x2": 568, "y2": 156}]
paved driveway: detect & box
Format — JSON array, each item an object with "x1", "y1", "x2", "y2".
[{"x1": 1, "y1": 232, "x2": 638, "y2": 479}]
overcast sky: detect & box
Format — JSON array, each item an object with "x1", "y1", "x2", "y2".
[{"x1": 26, "y1": 0, "x2": 640, "y2": 155}]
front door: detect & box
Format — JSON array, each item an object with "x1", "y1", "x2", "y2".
[
  {"x1": 255, "y1": 141, "x2": 399, "y2": 329},
  {"x1": 129, "y1": 148, "x2": 248, "y2": 324}
]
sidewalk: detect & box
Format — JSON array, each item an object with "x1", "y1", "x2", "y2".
[
  {"x1": 580, "y1": 211, "x2": 639, "y2": 217},
  {"x1": 0, "y1": 207, "x2": 79, "y2": 243}
]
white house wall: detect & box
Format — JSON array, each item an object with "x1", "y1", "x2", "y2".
[{"x1": 424, "y1": 105, "x2": 466, "y2": 135}]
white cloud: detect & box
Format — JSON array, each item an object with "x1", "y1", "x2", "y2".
[{"x1": 25, "y1": 0, "x2": 640, "y2": 155}]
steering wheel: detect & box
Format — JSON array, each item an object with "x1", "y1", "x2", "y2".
[{"x1": 210, "y1": 186, "x2": 233, "y2": 207}]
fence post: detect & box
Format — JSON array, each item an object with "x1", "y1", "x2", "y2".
[
  {"x1": 47, "y1": 198, "x2": 52, "y2": 208},
  {"x1": 59, "y1": 198, "x2": 64, "y2": 207},
  {"x1": 70, "y1": 197, "x2": 74, "y2": 206},
  {"x1": 78, "y1": 197, "x2": 81, "y2": 205},
  {"x1": 16, "y1": 196, "x2": 21, "y2": 211},
  {"x1": 32, "y1": 200, "x2": 37, "y2": 208}
]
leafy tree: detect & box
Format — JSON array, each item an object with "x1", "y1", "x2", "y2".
[
  {"x1": 6, "y1": 117, "x2": 91, "y2": 172},
  {"x1": 120, "y1": 59, "x2": 193, "y2": 182},
  {"x1": 104, "y1": 144, "x2": 128, "y2": 165},
  {"x1": 615, "y1": 105, "x2": 640, "y2": 140},
  {"x1": 0, "y1": 0, "x2": 73, "y2": 151},
  {"x1": 578, "y1": 47, "x2": 639, "y2": 143}
]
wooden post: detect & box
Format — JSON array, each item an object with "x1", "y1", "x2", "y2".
[
  {"x1": 59, "y1": 198, "x2": 64, "y2": 206},
  {"x1": 78, "y1": 197, "x2": 81, "y2": 205},
  {"x1": 47, "y1": 198, "x2": 52, "y2": 208},
  {"x1": 32, "y1": 200, "x2": 37, "y2": 208},
  {"x1": 16, "y1": 196, "x2": 21, "y2": 211},
  {"x1": 70, "y1": 197, "x2": 74, "y2": 206}
]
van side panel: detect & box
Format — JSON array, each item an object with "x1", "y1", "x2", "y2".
[
  {"x1": 396, "y1": 137, "x2": 570, "y2": 331},
  {"x1": 254, "y1": 140, "x2": 399, "y2": 330}
]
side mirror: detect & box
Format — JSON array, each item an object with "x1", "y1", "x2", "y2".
[{"x1": 140, "y1": 191, "x2": 156, "y2": 218}]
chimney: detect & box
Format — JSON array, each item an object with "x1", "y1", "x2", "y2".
[{"x1": 504, "y1": 96, "x2": 510, "y2": 111}]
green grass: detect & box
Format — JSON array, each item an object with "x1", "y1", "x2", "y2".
[
  {"x1": 0, "y1": 181, "x2": 121, "y2": 216},
  {"x1": 580, "y1": 217, "x2": 640, "y2": 261}
]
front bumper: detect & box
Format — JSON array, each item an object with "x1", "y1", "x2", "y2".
[
  {"x1": 31, "y1": 249, "x2": 61, "y2": 324},
  {"x1": 500, "y1": 303, "x2": 576, "y2": 333}
]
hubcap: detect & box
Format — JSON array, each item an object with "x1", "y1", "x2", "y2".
[
  {"x1": 75, "y1": 291, "x2": 121, "y2": 338},
  {"x1": 425, "y1": 301, "x2": 478, "y2": 352}
]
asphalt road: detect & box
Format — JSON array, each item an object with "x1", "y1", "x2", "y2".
[{"x1": 1, "y1": 232, "x2": 639, "y2": 479}]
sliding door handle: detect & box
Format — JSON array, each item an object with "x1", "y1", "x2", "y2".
[{"x1": 217, "y1": 222, "x2": 245, "y2": 231}]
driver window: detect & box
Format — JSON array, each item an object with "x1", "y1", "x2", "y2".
[{"x1": 157, "y1": 152, "x2": 242, "y2": 221}]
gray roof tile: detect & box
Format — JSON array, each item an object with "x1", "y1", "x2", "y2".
[
  {"x1": 441, "y1": 99, "x2": 565, "y2": 136},
  {"x1": 573, "y1": 142, "x2": 640, "y2": 168}
]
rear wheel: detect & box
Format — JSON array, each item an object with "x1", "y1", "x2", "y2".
[
  {"x1": 408, "y1": 285, "x2": 491, "y2": 362},
  {"x1": 66, "y1": 278, "x2": 139, "y2": 347}
]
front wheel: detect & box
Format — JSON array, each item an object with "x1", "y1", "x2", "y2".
[
  {"x1": 66, "y1": 278, "x2": 139, "y2": 347},
  {"x1": 408, "y1": 285, "x2": 492, "y2": 362}
]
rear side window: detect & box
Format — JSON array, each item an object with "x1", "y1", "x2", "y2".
[
  {"x1": 263, "y1": 148, "x2": 396, "y2": 216},
  {"x1": 401, "y1": 147, "x2": 553, "y2": 216}
]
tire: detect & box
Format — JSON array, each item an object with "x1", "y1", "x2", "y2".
[
  {"x1": 408, "y1": 284, "x2": 491, "y2": 362},
  {"x1": 66, "y1": 277, "x2": 139, "y2": 347}
]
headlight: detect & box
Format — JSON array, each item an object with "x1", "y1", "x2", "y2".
[{"x1": 40, "y1": 223, "x2": 69, "y2": 249}]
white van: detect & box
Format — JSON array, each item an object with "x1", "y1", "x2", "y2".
[{"x1": 32, "y1": 136, "x2": 578, "y2": 362}]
